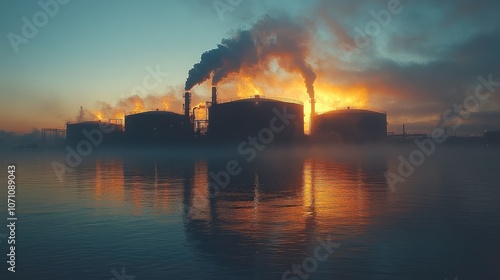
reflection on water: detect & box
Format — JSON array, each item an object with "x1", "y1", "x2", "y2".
[
  {"x1": 175, "y1": 155, "x2": 391, "y2": 279},
  {"x1": 0, "y1": 147, "x2": 499, "y2": 279},
  {"x1": 94, "y1": 160, "x2": 124, "y2": 203}
]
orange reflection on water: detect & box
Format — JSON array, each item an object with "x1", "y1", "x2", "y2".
[
  {"x1": 151, "y1": 161, "x2": 165, "y2": 216},
  {"x1": 122, "y1": 160, "x2": 185, "y2": 216},
  {"x1": 209, "y1": 158, "x2": 384, "y2": 242},
  {"x1": 89, "y1": 155, "x2": 386, "y2": 242},
  {"x1": 302, "y1": 159, "x2": 315, "y2": 210},
  {"x1": 188, "y1": 160, "x2": 211, "y2": 221},
  {"x1": 307, "y1": 160, "x2": 371, "y2": 235},
  {"x1": 130, "y1": 178, "x2": 143, "y2": 216},
  {"x1": 91, "y1": 158, "x2": 184, "y2": 215},
  {"x1": 94, "y1": 159, "x2": 124, "y2": 204}
]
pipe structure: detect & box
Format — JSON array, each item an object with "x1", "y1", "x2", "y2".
[
  {"x1": 184, "y1": 92, "x2": 191, "y2": 119},
  {"x1": 211, "y1": 87, "x2": 217, "y2": 105},
  {"x1": 310, "y1": 97, "x2": 316, "y2": 135}
]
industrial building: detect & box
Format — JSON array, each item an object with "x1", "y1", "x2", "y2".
[
  {"x1": 64, "y1": 85, "x2": 392, "y2": 147},
  {"x1": 207, "y1": 88, "x2": 304, "y2": 144},
  {"x1": 66, "y1": 121, "x2": 124, "y2": 147},
  {"x1": 124, "y1": 92, "x2": 193, "y2": 144},
  {"x1": 312, "y1": 109, "x2": 387, "y2": 143},
  {"x1": 125, "y1": 110, "x2": 193, "y2": 144}
]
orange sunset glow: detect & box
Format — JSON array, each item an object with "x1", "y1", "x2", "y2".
[{"x1": 2, "y1": 1, "x2": 500, "y2": 279}]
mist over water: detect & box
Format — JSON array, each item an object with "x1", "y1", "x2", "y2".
[{"x1": 0, "y1": 146, "x2": 499, "y2": 279}]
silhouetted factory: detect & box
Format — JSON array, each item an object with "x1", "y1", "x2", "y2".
[
  {"x1": 208, "y1": 87, "x2": 304, "y2": 144},
  {"x1": 66, "y1": 120, "x2": 124, "y2": 147},
  {"x1": 66, "y1": 86, "x2": 388, "y2": 147},
  {"x1": 312, "y1": 109, "x2": 387, "y2": 143},
  {"x1": 125, "y1": 111, "x2": 192, "y2": 144}
]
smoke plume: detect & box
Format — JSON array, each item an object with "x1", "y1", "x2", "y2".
[
  {"x1": 185, "y1": 14, "x2": 317, "y2": 99},
  {"x1": 76, "y1": 89, "x2": 189, "y2": 122}
]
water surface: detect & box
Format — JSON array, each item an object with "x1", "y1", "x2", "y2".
[{"x1": 0, "y1": 146, "x2": 499, "y2": 279}]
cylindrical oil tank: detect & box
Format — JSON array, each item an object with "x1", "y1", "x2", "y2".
[
  {"x1": 208, "y1": 96, "x2": 304, "y2": 144},
  {"x1": 312, "y1": 109, "x2": 387, "y2": 143},
  {"x1": 125, "y1": 111, "x2": 193, "y2": 144},
  {"x1": 66, "y1": 121, "x2": 124, "y2": 147}
]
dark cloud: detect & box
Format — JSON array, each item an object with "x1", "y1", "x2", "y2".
[{"x1": 314, "y1": 0, "x2": 500, "y2": 132}]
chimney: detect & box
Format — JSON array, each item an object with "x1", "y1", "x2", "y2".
[
  {"x1": 310, "y1": 96, "x2": 316, "y2": 135},
  {"x1": 211, "y1": 87, "x2": 217, "y2": 105},
  {"x1": 184, "y1": 92, "x2": 191, "y2": 119},
  {"x1": 79, "y1": 106, "x2": 84, "y2": 122}
]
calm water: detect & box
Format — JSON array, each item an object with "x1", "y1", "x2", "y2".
[{"x1": 0, "y1": 146, "x2": 499, "y2": 280}]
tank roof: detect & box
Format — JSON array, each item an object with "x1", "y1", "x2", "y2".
[
  {"x1": 318, "y1": 109, "x2": 386, "y2": 116},
  {"x1": 219, "y1": 96, "x2": 303, "y2": 106},
  {"x1": 126, "y1": 110, "x2": 183, "y2": 117},
  {"x1": 67, "y1": 121, "x2": 116, "y2": 125}
]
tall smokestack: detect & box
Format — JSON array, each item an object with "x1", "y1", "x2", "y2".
[
  {"x1": 310, "y1": 96, "x2": 316, "y2": 135},
  {"x1": 211, "y1": 87, "x2": 217, "y2": 105},
  {"x1": 79, "y1": 106, "x2": 84, "y2": 122},
  {"x1": 184, "y1": 92, "x2": 191, "y2": 119}
]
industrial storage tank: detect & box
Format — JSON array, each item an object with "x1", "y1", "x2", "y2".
[
  {"x1": 208, "y1": 95, "x2": 304, "y2": 144},
  {"x1": 125, "y1": 110, "x2": 193, "y2": 144},
  {"x1": 66, "y1": 121, "x2": 124, "y2": 147},
  {"x1": 312, "y1": 109, "x2": 387, "y2": 143}
]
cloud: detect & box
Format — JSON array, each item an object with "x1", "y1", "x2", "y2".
[{"x1": 311, "y1": 0, "x2": 500, "y2": 132}]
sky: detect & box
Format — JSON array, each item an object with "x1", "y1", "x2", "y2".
[{"x1": 0, "y1": 0, "x2": 499, "y2": 135}]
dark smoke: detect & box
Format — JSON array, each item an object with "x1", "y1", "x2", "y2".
[{"x1": 185, "y1": 14, "x2": 316, "y2": 98}]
